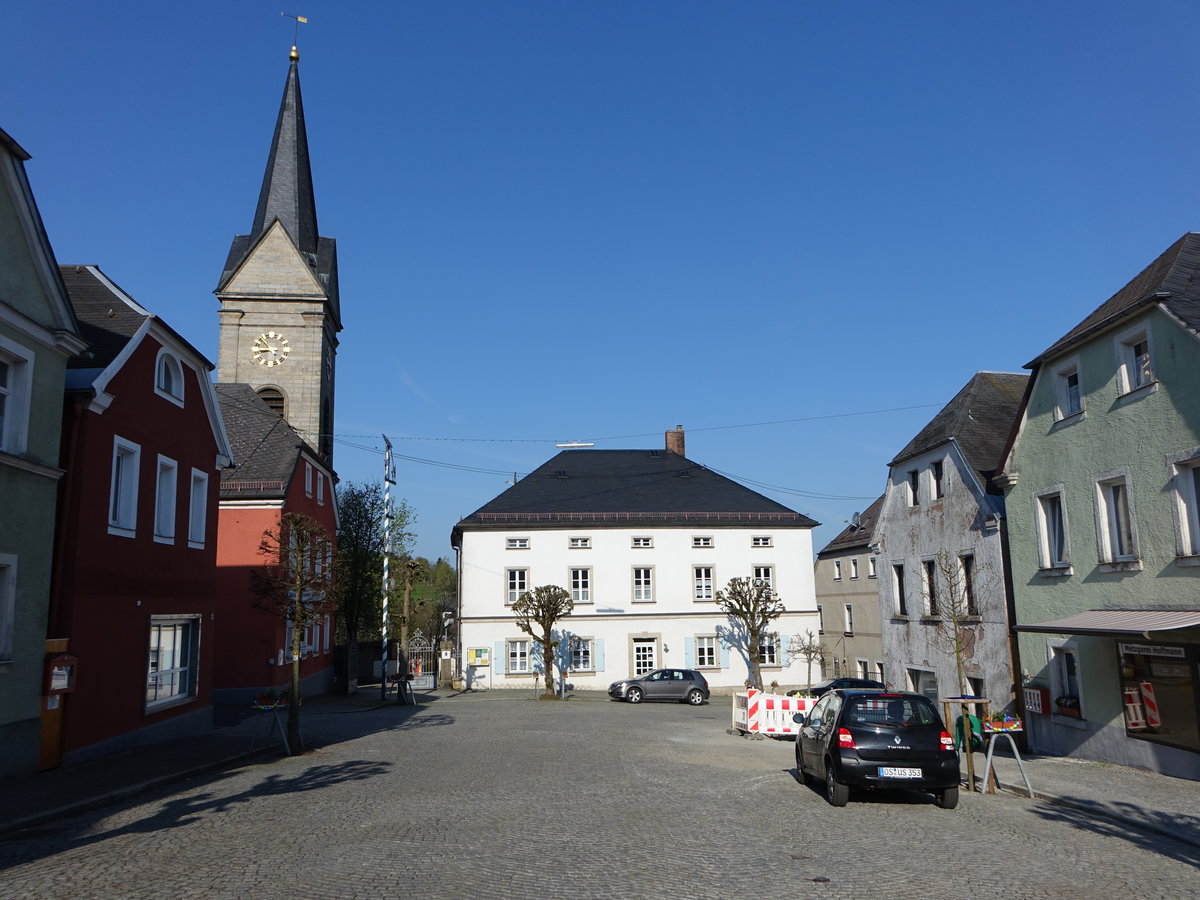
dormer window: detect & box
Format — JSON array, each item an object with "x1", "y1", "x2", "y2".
[{"x1": 155, "y1": 350, "x2": 184, "y2": 404}]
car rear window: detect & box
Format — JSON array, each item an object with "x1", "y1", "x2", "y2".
[{"x1": 845, "y1": 696, "x2": 940, "y2": 727}]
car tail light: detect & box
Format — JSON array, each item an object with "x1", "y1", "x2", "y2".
[
  {"x1": 837, "y1": 727, "x2": 856, "y2": 749},
  {"x1": 939, "y1": 730, "x2": 954, "y2": 750}
]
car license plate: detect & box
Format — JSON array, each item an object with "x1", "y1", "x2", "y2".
[{"x1": 878, "y1": 767, "x2": 922, "y2": 779}]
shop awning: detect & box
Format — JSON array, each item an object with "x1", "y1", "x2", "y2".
[{"x1": 1015, "y1": 609, "x2": 1200, "y2": 635}]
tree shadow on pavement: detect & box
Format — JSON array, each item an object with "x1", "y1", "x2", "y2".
[
  {"x1": 1027, "y1": 798, "x2": 1200, "y2": 867},
  {"x1": 0, "y1": 759, "x2": 392, "y2": 870}
]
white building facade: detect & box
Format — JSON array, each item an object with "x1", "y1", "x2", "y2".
[{"x1": 453, "y1": 435, "x2": 819, "y2": 693}]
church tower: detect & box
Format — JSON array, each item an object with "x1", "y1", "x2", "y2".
[{"x1": 215, "y1": 45, "x2": 340, "y2": 466}]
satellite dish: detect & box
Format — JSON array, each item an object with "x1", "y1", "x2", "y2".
[{"x1": 850, "y1": 512, "x2": 862, "y2": 529}]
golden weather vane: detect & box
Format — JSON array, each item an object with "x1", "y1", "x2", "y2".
[{"x1": 281, "y1": 11, "x2": 308, "y2": 56}]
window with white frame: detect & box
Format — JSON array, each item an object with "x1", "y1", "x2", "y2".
[
  {"x1": 817, "y1": 604, "x2": 825, "y2": 632},
  {"x1": 758, "y1": 633, "x2": 779, "y2": 666},
  {"x1": 693, "y1": 566, "x2": 713, "y2": 600},
  {"x1": 154, "y1": 350, "x2": 184, "y2": 403},
  {"x1": 316, "y1": 472, "x2": 325, "y2": 505},
  {"x1": 753, "y1": 565, "x2": 773, "y2": 590},
  {"x1": 632, "y1": 567, "x2": 654, "y2": 602},
  {"x1": 631, "y1": 536, "x2": 652, "y2": 548},
  {"x1": 931, "y1": 460, "x2": 944, "y2": 499},
  {"x1": 1035, "y1": 487, "x2": 1070, "y2": 569},
  {"x1": 569, "y1": 536, "x2": 591, "y2": 549},
  {"x1": 843, "y1": 603, "x2": 854, "y2": 635},
  {"x1": 1094, "y1": 470, "x2": 1139, "y2": 563},
  {"x1": 304, "y1": 461, "x2": 313, "y2": 497},
  {"x1": 857, "y1": 659, "x2": 870, "y2": 679},
  {"x1": 188, "y1": 469, "x2": 208, "y2": 547},
  {"x1": 154, "y1": 455, "x2": 178, "y2": 542},
  {"x1": 696, "y1": 635, "x2": 717, "y2": 668},
  {"x1": 892, "y1": 564, "x2": 907, "y2": 616},
  {"x1": 0, "y1": 555, "x2": 15, "y2": 664},
  {"x1": 868, "y1": 556, "x2": 877, "y2": 578},
  {"x1": 570, "y1": 637, "x2": 594, "y2": 671},
  {"x1": 146, "y1": 616, "x2": 199, "y2": 708},
  {"x1": 922, "y1": 559, "x2": 938, "y2": 615},
  {"x1": 692, "y1": 536, "x2": 713, "y2": 548},
  {"x1": 1116, "y1": 326, "x2": 1155, "y2": 394},
  {"x1": 1052, "y1": 644, "x2": 1081, "y2": 711},
  {"x1": 570, "y1": 568, "x2": 591, "y2": 603},
  {"x1": 850, "y1": 557, "x2": 859, "y2": 580},
  {"x1": 752, "y1": 536, "x2": 772, "y2": 547},
  {"x1": 0, "y1": 337, "x2": 34, "y2": 454},
  {"x1": 507, "y1": 639, "x2": 530, "y2": 673},
  {"x1": 1167, "y1": 449, "x2": 1200, "y2": 559},
  {"x1": 506, "y1": 568, "x2": 528, "y2": 604},
  {"x1": 833, "y1": 560, "x2": 842, "y2": 581},
  {"x1": 109, "y1": 437, "x2": 141, "y2": 535},
  {"x1": 1053, "y1": 359, "x2": 1083, "y2": 419},
  {"x1": 506, "y1": 537, "x2": 529, "y2": 550},
  {"x1": 876, "y1": 661, "x2": 886, "y2": 683}
]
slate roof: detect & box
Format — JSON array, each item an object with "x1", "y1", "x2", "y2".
[
  {"x1": 215, "y1": 383, "x2": 304, "y2": 498},
  {"x1": 59, "y1": 265, "x2": 211, "y2": 373},
  {"x1": 216, "y1": 52, "x2": 340, "y2": 327},
  {"x1": 890, "y1": 372, "x2": 1028, "y2": 488},
  {"x1": 817, "y1": 494, "x2": 884, "y2": 556},
  {"x1": 1031, "y1": 232, "x2": 1200, "y2": 365},
  {"x1": 453, "y1": 449, "x2": 818, "y2": 541}
]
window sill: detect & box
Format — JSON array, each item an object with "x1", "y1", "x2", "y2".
[
  {"x1": 107, "y1": 525, "x2": 136, "y2": 539},
  {"x1": 1115, "y1": 381, "x2": 1158, "y2": 405},
  {"x1": 145, "y1": 695, "x2": 196, "y2": 715},
  {"x1": 1049, "y1": 409, "x2": 1086, "y2": 432},
  {"x1": 843, "y1": 631, "x2": 854, "y2": 637},
  {"x1": 920, "y1": 616, "x2": 942, "y2": 624},
  {"x1": 1038, "y1": 565, "x2": 1074, "y2": 578},
  {"x1": 1052, "y1": 712, "x2": 1088, "y2": 729},
  {"x1": 1098, "y1": 559, "x2": 1143, "y2": 574},
  {"x1": 1175, "y1": 555, "x2": 1200, "y2": 568},
  {"x1": 890, "y1": 616, "x2": 908, "y2": 623}
]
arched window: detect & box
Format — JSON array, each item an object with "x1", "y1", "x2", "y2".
[
  {"x1": 155, "y1": 351, "x2": 184, "y2": 403},
  {"x1": 258, "y1": 387, "x2": 286, "y2": 417}
]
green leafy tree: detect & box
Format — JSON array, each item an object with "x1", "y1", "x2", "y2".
[
  {"x1": 250, "y1": 512, "x2": 335, "y2": 754},
  {"x1": 333, "y1": 482, "x2": 413, "y2": 688},
  {"x1": 511, "y1": 585, "x2": 573, "y2": 697},
  {"x1": 715, "y1": 576, "x2": 784, "y2": 690}
]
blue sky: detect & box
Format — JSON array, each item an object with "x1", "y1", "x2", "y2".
[{"x1": 7, "y1": 2, "x2": 1200, "y2": 564}]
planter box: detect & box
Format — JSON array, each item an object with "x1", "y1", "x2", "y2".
[{"x1": 1055, "y1": 704, "x2": 1081, "y2": 719}]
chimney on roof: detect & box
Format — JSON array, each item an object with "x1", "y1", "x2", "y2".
[{"x1": 665, "y1": 425, "x2": 685, "y2": 457}]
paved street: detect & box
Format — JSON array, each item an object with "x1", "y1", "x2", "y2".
[{"x1": 1, "y1": 691, "x2": 1196, "y2": 899}]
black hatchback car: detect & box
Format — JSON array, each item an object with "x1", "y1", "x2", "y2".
[
  {"x1": 790, "y1": 677, "x2": 885, "y2": 698},
  {"x1": 608, "y1": 669, "x2": 710, "y2": 705},
  {"x1": 794, "y1": 690, "x2": 960, "y2": 808}
]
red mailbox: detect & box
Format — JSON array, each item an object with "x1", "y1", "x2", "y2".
[{"x1": 44, "y1": 653, "x2": 78, "y2": 695}]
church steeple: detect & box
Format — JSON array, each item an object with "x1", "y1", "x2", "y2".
[
  {"x1": 215, "y1": 46, "x2": 341, "y2": 468},
  {"x1": 250, "y1": 46, "x2": 319, "y2": 256}
]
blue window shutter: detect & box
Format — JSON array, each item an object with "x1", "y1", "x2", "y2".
[
  {"x1": 684, "y1": 636, "x2": 695, "y2": 668},
  {"x1": 781, "y1": 635, "x2": 791, "y2": 667},
  {"x1": 595, "y1": 638, "x2": 605, "y2": 672},
  {"x1": 495, "y1": 641, "x2": 506, "y2": 675},
  {"x1": 720, "y1": 642, "x2": 730, "y2": 668}
]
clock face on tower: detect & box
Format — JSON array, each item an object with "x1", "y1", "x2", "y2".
[{"x1": 251, "y1": 331, "x2": 290, "y2": 367}]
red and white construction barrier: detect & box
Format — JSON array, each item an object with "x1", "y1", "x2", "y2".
[
  {"x1": 732, "y1": 689, "x2": 814, "y2": 736},
  {"x1": 1122, "y1": 687, "x2": 1146, "y2": 730},
  {"x1": 1140, "y1": 682, "x2": 1161, "y2": 728}
]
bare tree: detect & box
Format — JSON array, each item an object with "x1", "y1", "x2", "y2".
[
  {"x1": 788, "y1": 630, "x2": 825, "y2": 688},
  {"x1": 511, "y1": 585, "x2": 573, "y2": 697},
  {"x1": 715, "y1": 577, "x2": 784, "y2": 690},
  {"x1": 922, "y1": 549, "x2": 1001, "y2": 698},
  {"x1": 250, "y1": 512, "x2": 335, "y2": 754}
]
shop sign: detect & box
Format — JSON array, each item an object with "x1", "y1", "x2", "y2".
[{"x1": 1119, "y1": 643, "x2": 1185, "y2": 658}]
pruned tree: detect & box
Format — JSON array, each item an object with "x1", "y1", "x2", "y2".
[
  {"x1": 250, "y1": 512, "x2": 335, "y2": 754},
  {"x1": 788, "y1": 630, "x2": 825, "y2": 688},
  {"x1": 921, "y1": 549, "x2": 1002, "y2": 699},
  {"x1": 511, "y1": 584, "x2": 573, "y2": 697},
  {"x1": 715, "y1": 576, "x2": 785, "y2": 690}
]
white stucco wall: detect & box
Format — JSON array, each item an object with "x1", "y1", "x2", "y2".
[{"x1": 458, "y1": 524, "x2": 818, "y2": 691}]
